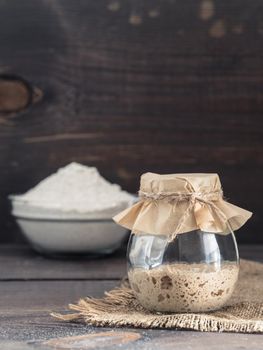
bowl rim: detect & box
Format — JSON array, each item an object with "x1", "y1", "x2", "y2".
[
  {"x1": 9, "y1": 194, "x2": 137, "y2": 221},
  {"x1": 12, "y1": 214, "x2": 115, "y2": 223}
]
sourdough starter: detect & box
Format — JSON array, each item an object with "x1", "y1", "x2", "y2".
[{"x1": 128, "y1": 263, "x2": 239, "y2": 312}]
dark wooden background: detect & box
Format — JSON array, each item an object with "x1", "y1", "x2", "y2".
[{"x1": 0, "y1": 0, "x2": 262, "y2": 244}]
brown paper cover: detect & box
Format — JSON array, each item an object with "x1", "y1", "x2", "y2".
[{"x1": 113, "y1": 173, "x2": 252, "y2": 238}]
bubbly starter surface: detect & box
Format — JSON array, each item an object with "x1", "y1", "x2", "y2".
[{"x1": 128, "y1": 263, "x2": 239, "y2": 312}]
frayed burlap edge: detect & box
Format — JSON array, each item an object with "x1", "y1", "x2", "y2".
[{"x1": 52, "y1": 260, "x2": 263, "y2": 334}]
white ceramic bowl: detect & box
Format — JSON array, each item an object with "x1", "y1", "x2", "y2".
[{"x1": 10, "y1": 197, "x2": 134, "y2": 256}]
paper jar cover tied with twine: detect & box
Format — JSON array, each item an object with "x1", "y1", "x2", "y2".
[{"x1": 113, "y1": 173, "x2": 252, "y2": 240}]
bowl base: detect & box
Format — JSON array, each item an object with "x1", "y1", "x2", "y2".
[{"x1": 31, "y1": 243, "x2": 119, "y2": 260}]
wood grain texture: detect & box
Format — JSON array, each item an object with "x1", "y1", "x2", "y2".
[
  {"x1": 0, "y1": 0, "x2": 262, "y2": 243},
  {"x1": 0, "y1": 245, "x2": 126, "y2": 280},
  {"x1": 1, "y1": 318, "x2": 262, "y2": 350},
  {"x1": 0, "y1": 246, "x2": 262, "y2": 349},
  {"x1": 44, "y1": 332, "x2": 142, "y2": 349},
  {"x1": 0, "y1": 244, "x2": 262, "y2": 281},
  {"x1": 0, "y1": 280, "x2": 118, "y2": 313}
]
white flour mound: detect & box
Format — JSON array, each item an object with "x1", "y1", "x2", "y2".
[{"x1": 13, "y1": 163, "x2": 134, "y2": 213}]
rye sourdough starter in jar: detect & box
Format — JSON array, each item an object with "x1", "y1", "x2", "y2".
[{"x1": 114, "y1": 173, "x2": 252, "y2": 313}]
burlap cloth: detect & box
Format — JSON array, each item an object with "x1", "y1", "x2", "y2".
[{"x1": 53, "y1": 259, "x2": 263, "y2": 333}]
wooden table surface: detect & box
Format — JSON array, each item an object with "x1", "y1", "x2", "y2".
[{"x1": 0, "y1": 244, "x2": 262, "y2": 350}]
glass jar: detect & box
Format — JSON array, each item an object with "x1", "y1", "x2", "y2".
[
  {"x1": 114, "y1": 172, "x2": 252, "y2": 313},
  {"x1": 127, "y1": 229, "x2": 239, "y2": 313}
]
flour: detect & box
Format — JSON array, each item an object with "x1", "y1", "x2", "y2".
[{"x1": 13, "y1": 163, "x2": 134, "y2": 213}]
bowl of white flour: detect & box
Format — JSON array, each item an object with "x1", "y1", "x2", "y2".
[{"x1": 10, "y1": 163, "x2": 136, "y2": 256}]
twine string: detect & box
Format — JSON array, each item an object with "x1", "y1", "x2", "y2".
[{"x1": 139, "y1": 189, "x2": 230, "y2": 241}]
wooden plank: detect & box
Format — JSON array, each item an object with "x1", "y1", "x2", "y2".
[
  {"x1": 0, "y1": 280, "x2": 118, "y2": 313},
  {"x1": 0, "y1": 0, "x2": 262, "y2": 244},
  {"x1": 239, "y1": 245, "x2": 263, "y2": 262},
  {"x1": 0, "y1": 0, "x2": 263, "y2": 57},
  {"x1": 0, "y1": 245, "x2": 261, "y2": 281},
  {"x1": 0, "y1": 311, "x2": 263, "y2": 349},
  {"x1": 0, "y1": 280, "x2": 262, "y2": 349},
  {"x1": 0, "y1": 245, "x2": 126, "y2": 280},
  {"x1": 1, "y1": 330, "x2": 261, "y2": 350},
  {"x1": 1, "y1": 327, "x2": 263, "y2": 350},
  {"x1": 0, "y1": 262, "x2": 262, "y2": 348}
]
